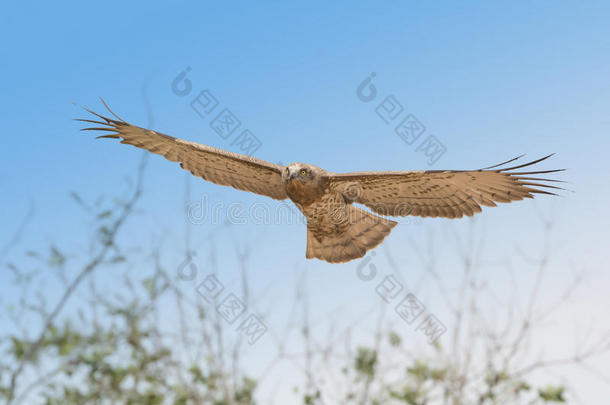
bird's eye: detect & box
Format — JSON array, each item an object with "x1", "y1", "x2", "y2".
[{"x1": 300, "y1": 169, "x2": 307, "y2": 176}]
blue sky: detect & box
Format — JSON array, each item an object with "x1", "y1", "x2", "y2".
[{"x1": 2, "y1": 1, "x2": 610, "y2": 402}]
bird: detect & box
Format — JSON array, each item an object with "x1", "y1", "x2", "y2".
[{"x1": 76, "y1": 100, "x2": 564, "y2": 263}]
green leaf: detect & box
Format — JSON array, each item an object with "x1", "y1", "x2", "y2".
[
  {"x1": 97, "y1": 210, "x2": 112, "y2": 219},
  {"x1": 58, "y1": 342, "x2": 74, "y2": 356},
  {"x1": 388, "y1": 331, "x2": 401, "y2": 347},
  {"x1": 354, "y1": 347, "x2": 377, "y2": 378},
  {"x1": 48, "y1": 246, "x2": 66, "y2": 267},
  {"x1": 142, "y1": 278, "x2": 155, "y2": 295},
  {"x1": 538, "y1": 385, "x2": 566, "y2": 402}
]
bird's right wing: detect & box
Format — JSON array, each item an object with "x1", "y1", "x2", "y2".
[{"x1": 77, "y1": 102, "x2": 287, "y2": 200}]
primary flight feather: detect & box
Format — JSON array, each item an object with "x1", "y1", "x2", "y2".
[{"x1": 77, "y1": 101, "x2": 564, "y2": 263}]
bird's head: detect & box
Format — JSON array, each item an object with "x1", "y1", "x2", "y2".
[
  {"x1": 282, "y1": 163, "x2": 319, "y2": 182},
  {"x1": 282, "y1": 163, "x2": 327, "y2": 203}
]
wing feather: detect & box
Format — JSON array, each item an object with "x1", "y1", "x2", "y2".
[
  {"x1": 329, "y1": 155, "x2": 564, "y2": 218},
  {"x1": 76, "y1": 102, "x2": 287, "y2": 200}
]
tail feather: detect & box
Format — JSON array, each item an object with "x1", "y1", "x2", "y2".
[{"x1": 306, "y1": 205, "x2": 397, "y2": 263}]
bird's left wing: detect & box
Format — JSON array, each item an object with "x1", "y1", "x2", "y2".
[
  {"x1": 77, "y1": 102, "x2": 287, "y2": 200},
  {"x1": 328, "y1": 155, "x2": 564, "y2": 218}
]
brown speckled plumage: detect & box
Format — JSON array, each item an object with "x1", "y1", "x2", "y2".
[{"x1": 78, "y1": 101, "x2": 564, "y2": 263}]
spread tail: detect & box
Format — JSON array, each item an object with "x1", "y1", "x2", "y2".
[{"x1": 306, "y1": 205, "x2": 397, "y2": 263}]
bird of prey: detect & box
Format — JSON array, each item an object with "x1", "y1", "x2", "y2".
[{"x1": 77, "y1": 101, "x2": 564, "y2": 263}]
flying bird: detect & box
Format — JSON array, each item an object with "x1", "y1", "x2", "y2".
[{"x1": 77, "y1": 101, "x2": 564, "y2": 263}]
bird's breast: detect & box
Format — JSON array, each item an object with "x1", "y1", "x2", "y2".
[{"x1": 285, "y1": 180, "x2": 325, "y2": 205}]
